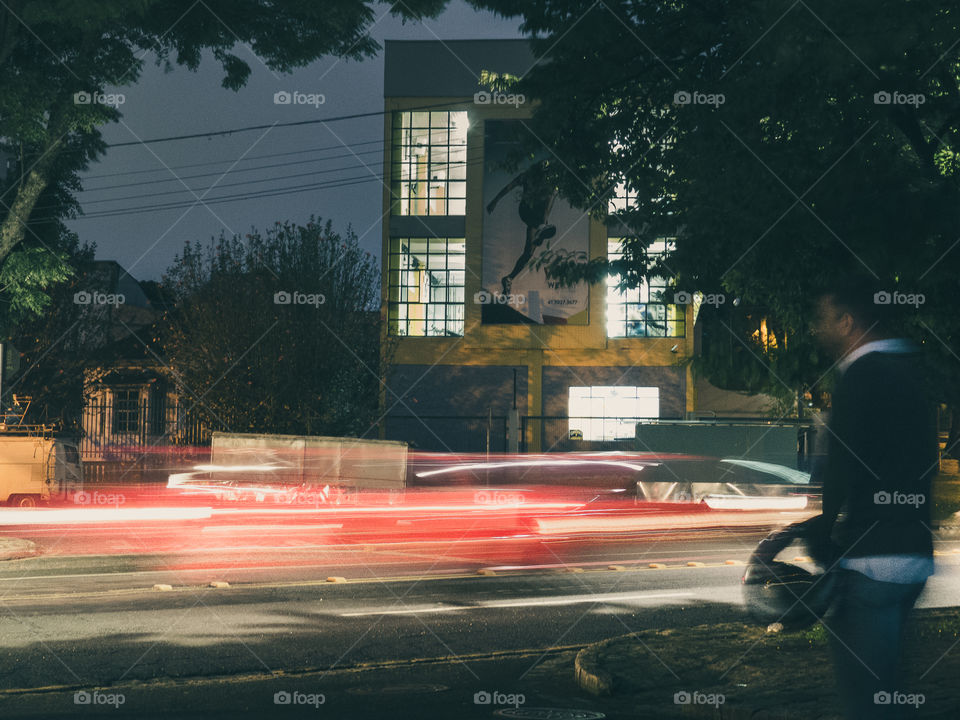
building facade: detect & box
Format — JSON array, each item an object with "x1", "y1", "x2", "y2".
[{"x1": 380, "y1": 40, "x2": 696, "y2": 453}]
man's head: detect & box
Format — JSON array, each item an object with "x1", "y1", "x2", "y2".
[{"x1": 812, "y1": 278, "x2": 890, "y2": 359}]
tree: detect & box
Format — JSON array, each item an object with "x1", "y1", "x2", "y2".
[
  {"x1": 474, "y1": 0, "x2": 960, "y2": 431},
  {"x1": 0, "y1": 0, "x2": 450, "y2": 326},
  {"x1": 2, "y1": 237, "x2": 124, "y2": 430},
  {"x1": 161, "y1": 218, "x2": 387, "y2": 437}
]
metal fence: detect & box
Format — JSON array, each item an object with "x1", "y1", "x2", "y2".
[
  {"x1": 521, "y1": 415, "x2": 813, "y2": 468},
  {"x1": 384, "y1": 415, "x2": 508, "y2": 453},
  {"x1": 520, "y1": 416, "x2": 661, "y2": 453},
  {"x1": 79, "y1": 399, "x2": 218, "y2": 462}
]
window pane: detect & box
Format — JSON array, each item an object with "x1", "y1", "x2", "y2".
[
  {"x1": 606, "y1": 238, "x2": 684, "y2": 338},
  {"x1": 391, "y1": 111, "x2": 468, "y2": 217},
  {"x1": 388, "y1": 237, "x2": 466, "y2": 337}
]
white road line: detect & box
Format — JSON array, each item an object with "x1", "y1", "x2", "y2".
[{"x1": 340, "y1": 590, "x2": 694, "y2": 617}]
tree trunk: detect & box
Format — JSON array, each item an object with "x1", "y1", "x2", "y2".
[{"x1": 0, "y1": 131, "x2": 63, "y2": 265}]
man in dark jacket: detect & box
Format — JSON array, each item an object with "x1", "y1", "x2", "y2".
[{"x1": 809, "y1": 281, "x2": 936, "y2": 719}]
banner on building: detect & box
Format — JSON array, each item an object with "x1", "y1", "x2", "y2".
[{"x1": 480, "y1": 120, "x2": 589, "y2": 324}]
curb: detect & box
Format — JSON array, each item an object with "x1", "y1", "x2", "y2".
[
  {"x1": 0, "y1": 538, "x2": 38, "y2": 561},
  {"x1": 574, "y1": 640, "x2": 613, "y2": 696}
]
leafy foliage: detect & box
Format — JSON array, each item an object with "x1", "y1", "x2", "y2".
[
  {"x1": 473, "y1": 0, "x2": 960, "y2": 419},
  {"x1": 161, "y1": 218, "x2": 387, "y2": 437}
]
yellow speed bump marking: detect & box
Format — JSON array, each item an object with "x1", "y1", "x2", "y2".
[
  {"x1": 648, "y1": 563, "x2": 667, "y2": 569},
  {"x1": 686, "y1": 561, "x2": 705, "y2": 567}
]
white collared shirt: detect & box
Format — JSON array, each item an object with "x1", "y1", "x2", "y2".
[{"x1": 837, "y1": 337, "x2": 918, "y2": 375}]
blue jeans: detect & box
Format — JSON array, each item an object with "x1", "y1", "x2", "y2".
[{"x1": 825, "y1": 569, "x2": 926, "y2": 719}]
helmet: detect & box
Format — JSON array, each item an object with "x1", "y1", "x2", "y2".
[{"x1": 742, "y1": 519, "x2": 836, "y2": 630}]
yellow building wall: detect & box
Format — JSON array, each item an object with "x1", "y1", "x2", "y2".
[{"x1": 380, "y1": 97, "x2": 696, "y2": 431}]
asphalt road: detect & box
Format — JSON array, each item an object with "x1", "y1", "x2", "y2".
[{"x1": 1, "y1": 502, "x2": 958, "y2": 719}]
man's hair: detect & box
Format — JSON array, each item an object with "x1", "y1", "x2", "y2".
[{"x1": 818, "y1": 276, "x2": 892, "y2": 333}]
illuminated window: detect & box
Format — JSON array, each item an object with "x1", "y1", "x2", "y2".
[
  {"x1": 391, "y1": 111, "x2": 468, "y2": 216},
  {"x1": 388, "y1": 237, "x2": 465, "y2": 336},
  {"x1": 606, "y1": 238, "x2": 685, "y2": 338},
  {"x1": 112, "y1": 388, "x2": 140, "y2": 434},
  {"x1": 568, "y1": 386, "x2": 660, "y2": 441}
]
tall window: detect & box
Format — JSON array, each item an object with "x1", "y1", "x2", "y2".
[
  {"x1": 388, "y1": 237, "x2": 465, "y2": 336},
  {"x1": 569, "y1": 386, "x2": 660, "y2": 441},
  {"x1": 606, "y1": 238, "x2": 685, "y2": 338},
  {"x1": 112, "y1": 388, "x2": 140, "y2": 434},
  {"x1": 391, "y1": 111, "x2": 468, "y2": 216}
]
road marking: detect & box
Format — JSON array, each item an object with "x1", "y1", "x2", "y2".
[{"x1": 339, "y1": 590, "x2": 694, "y2": 617}]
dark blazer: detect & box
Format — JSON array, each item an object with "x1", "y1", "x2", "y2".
[{"x1": 810, "y1": 348, "x2": 937, "y2": 562}]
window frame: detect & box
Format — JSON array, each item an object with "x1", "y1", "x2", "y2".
[
  {"x1": 390, "y1": 110, "x2": 468, "y2": 217},
  {"x1": 606, "y1": 238, "x2": 685, "y2": 338},
  {"x1": 387, "y1": 236, "x2": 465, "y2": 337}
]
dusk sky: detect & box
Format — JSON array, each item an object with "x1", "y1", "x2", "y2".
[{"x1": 69, "y1": 2, "x2": 523, "y2": 281}]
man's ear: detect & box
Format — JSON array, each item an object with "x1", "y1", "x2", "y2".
[{"x1": 838, "y1": 311, "x2": 856, "y2": 337}]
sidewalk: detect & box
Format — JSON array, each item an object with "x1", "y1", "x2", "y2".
[{"x1": 574, "y1": 607, "x2": 960, "y2": 718}]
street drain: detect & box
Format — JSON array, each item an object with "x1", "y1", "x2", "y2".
[{"x1": 494, "y1": 710, "x2": 605, "y2": 719}]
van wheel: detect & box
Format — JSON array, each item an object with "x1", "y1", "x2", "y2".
[{"x1": 10, "y1": 495, "x2": 38, "y2": 508}]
